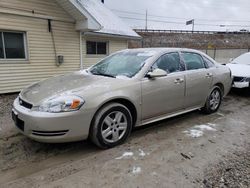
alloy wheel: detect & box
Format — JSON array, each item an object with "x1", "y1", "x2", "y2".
[
  {"x1": 209, "y1": 89, "x2": 221, "y2": 111},
  {"x1": 101, "y1": 111, "x2": 128, "y2": 143}
]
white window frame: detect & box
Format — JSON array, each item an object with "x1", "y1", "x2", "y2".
[{"x1": 0, "y1": 30, "x2": 29, "y2": 63}]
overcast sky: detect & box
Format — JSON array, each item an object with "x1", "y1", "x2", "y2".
[{"x1": 104, "y1": 0, "x2": 250, "y2": 31}]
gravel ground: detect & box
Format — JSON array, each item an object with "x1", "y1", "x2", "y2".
[
  {"x1": 0, "y1": 89, "x2": 249, "y2": 187},
  {"x1": 0, "y1": 93, "x2": 19, "y2": 139},
  {"x1": 203, "y1": 144, "x2": 250, "y2": 188}
]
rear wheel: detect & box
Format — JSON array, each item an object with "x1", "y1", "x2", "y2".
[
  {"x1": 202, "y1": 87, "x2": 222, "y2": 114},
  {"x1": 90, "y1": 103, "x2": 132, "y2": 149}
]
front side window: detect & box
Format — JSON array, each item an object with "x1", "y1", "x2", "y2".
[
  {"x1": 203, "y1": 56, "x2": 215, "y2": 68},
  {"x1": 182, "y1": 52, "x2": 205, "y2": 70},
  {"x1": 86, "y1": 41, "x2": 107, "y2": 55},
  {"x1": 152, "y1": 52, "x2": 182, "y2": 73},
  {"x1": 0, "y1": 31, "x2": 26, "y2": 59},
  {"x1": 89, "y1": 51, "x2": 155, "y2": 78}
]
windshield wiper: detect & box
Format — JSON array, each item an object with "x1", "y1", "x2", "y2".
[{"x1": 91, "y1": 71, "x2": 116, "y2": 78}]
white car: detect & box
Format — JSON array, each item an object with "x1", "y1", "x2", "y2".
[{"x1": 226, "y1": 52, "x2": 250, "y2": 88}]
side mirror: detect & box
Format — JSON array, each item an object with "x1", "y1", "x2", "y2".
[
  {"x1": 146, "y1": 68, "x2": 167, "y2": 78},
  {"x1": 229, "y1": 58, "x2": 234, "y2": 62}
]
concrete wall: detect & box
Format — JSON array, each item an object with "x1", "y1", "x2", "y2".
[{"x1": 204, "y1": 49, "x2": 249, "y2": 63}]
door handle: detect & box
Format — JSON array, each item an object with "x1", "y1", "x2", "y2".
[
  {"x1": 206, "y1": 73, "x2": 213, "y2": 78},
  {"x1": 174, "y1": 78, "x2": 184, "y2": 84}
]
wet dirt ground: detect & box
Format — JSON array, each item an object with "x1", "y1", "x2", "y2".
[{"x1": 0, "y1": 89, "x2": 249, "y2": 188}]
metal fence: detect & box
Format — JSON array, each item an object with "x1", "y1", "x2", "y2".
[{"x1": 200, "y1": 48, "x2": 250, "y2": 63}]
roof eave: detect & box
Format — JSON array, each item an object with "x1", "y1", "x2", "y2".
[
  {"x1": 57, "y1": 0, "x2": 102, "y2": 31},
  {"x1": 83, "y1": 31, "x2": 142, "y2": 40}
]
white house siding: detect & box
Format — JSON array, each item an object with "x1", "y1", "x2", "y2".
[
  {"x1": 0, "y1": 0, "x2": 80, "y2": 94},
  {"x1": 82, "y1": 36, "x2": 128, "y2": 68}
]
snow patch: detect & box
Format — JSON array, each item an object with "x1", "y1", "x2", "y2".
[
  {"x1": 78, "y1": 70, "x2": 89, "y2": 75},
  {"x1": 183, "y1": 123, "x2": 217, "y2": 138},
  {"x1": 151, "y1": 172, "x2": 157, "y2": 176},
  {"x1": 194, "y1": 124, "x2": 217, "y2": 131},
  {"x1": 115, "y1": 75, "x2": 130, "y2": 80},
  {"x1": 74, "y1": 0, "x2": 140, "y2": 38},
  {"x1": 184, "y1": 129, "x2": 204, "y2": 138},
  {"x1": 217, "y1": 112, "x2": 225, "y2": 117},
  {"x1": 116, "y1": 149, "x2": 149, "y2": 160},
  {"x1": 138, "y1": 149, "x2": 146, "y2": 157},
  {"x1": 132, "y1": 166, "x2": 141, "y2": 174},
  {"x1": 207, "y1": 123, "x2": 217, "y2": 127},
  {"x1": 31, "y1": 90, "x2": 39, "y2": 94},
  {"x1": 115, "y1": 152, "x2": 134, "y2": 159}
]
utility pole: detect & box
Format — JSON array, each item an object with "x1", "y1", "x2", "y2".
[
  {"x1": 192, "y1": 19, "x2": 195, "y2": 32},
  {"x1": 145, "y1": 9, "x2": 148, "y2": 30}
]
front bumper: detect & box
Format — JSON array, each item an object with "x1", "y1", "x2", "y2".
[
  {"x1": 232, "y1": 81, "x2": 249, "y2": 88},
  {"x1": 12, "y1": 98, "x2": 93, "y2": 143}
]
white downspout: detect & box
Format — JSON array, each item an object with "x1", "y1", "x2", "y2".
[{"x1": 80, "y1": 31, "x2": 83, "y2": 70}]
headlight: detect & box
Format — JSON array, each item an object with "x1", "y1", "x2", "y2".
[
  {"x1": 244, "y1": 77, "x2": 250, "y2": 82},
  {"x1": 38, "y1": 95, "x2": 84, "y2": 113}
]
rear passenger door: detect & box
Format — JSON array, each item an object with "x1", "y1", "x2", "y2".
[{"x1": 181, "y1": 52, "x2": 213, "y2": 108}]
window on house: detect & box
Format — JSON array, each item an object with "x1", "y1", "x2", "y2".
[
  {"x1": 0, "y1": 31, "x2": 26, "y2": 59},
  {"x1": 0, "y1": 34, "x2": 3, "y2": 58},
  {"x1": 86, "y1": 41, "x2": 107, "y2": 55}
]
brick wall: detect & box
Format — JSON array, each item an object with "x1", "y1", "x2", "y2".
[{"x1": 129, "y1": 31, "x2": 250, "y2": 50}]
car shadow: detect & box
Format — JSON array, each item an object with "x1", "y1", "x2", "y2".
[{"x1": 230, "y1": 88, "x2": 250, "y2": 98}]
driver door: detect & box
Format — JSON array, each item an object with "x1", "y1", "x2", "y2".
[{"x1": 141, "y1": 52, "x2": 185, "y2": 121}]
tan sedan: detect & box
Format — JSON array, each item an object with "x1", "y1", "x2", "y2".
[{"x1": 12, "y1": 48, "x2": 232, "y2": 148}]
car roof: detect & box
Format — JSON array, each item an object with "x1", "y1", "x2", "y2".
[{"x1": 122, "y1": 48, "x2": 204, "y2": 54}]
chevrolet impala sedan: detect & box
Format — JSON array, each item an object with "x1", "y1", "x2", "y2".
[{"x1": 12, "y1": 48, "x2": 232, "y2": 148}]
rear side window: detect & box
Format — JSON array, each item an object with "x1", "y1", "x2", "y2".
[
  {"x1": 152, "y1": 52, "x2": 182, "y2": 73},
  {"x1": 182, "y1": 52, "x2": 205, "y2": 70},
  {"x1": 203, "y1": 56, "x2": 215, "y2": 68}
]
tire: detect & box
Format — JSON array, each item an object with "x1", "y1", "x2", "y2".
[
  {"x1": 90, "y1": 103, "x2": 133, "y2": 149},
  {"x1": 201, "y1": 86, "x2": 222, "y2": 114}
]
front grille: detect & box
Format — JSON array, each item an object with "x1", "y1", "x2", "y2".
[
  {"x1": 19, "y1": 98, "x2": 33, "y2": 109},
  {"x1": 32, "y1": 130, "x2": 69, "y2": 137},
  {"x1": 12, "y1": 111, "x2": 24, "y2": 132},
  {"x1": 233, "y1": 76, "x2": 245, "y2": 82}
]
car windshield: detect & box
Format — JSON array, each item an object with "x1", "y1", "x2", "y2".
[
  {"x1": 89, "y1": 51, "x2": 155, "y2": 78},
  {"x1": 233, "y1": 53, "x2": 250, "y2": 65}
]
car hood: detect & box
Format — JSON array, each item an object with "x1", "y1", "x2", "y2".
[
  {"x1": 20, "y1": 71, "x2": 131, "y2": 106},
  {"x1": 226, "y1": 63, "x2": 250, "y2": 77}
]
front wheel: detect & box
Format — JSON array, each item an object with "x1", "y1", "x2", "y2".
[
  {"x1": 202, "y1": 87, "x2": 222, "y2": 114},
  {"x1": 90, "y1": 103, "x2": 133, "y2": 149}
]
